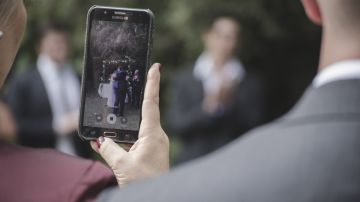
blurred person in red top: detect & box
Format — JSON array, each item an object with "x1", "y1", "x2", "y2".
[
  {"x1": 0, "y1": 1, "x2": 116, "y2": 201},
  {"x1": 0, "y1": 0, "x2": 169, "y2": 201}
]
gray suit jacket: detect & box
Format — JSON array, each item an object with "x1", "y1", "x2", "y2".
[{"x1": 100, "y1": 79, "x2": 360, "y2": 202}]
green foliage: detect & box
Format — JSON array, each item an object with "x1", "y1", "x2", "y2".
[{"x1": 19, "y1": 0, "x2": 319, "y2": 72}]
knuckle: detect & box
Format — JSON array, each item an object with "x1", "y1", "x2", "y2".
[{"x1": 143, "y1": 97, "x2": 159, "y2": 106}]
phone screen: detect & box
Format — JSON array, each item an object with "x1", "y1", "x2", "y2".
[{"x1": 80, "y1": 7, "x2": 152, "y2": 141}]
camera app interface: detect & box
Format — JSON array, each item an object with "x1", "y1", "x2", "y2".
[{"x1": 83, "y1": 11, "x2": 149, "y2": 131}]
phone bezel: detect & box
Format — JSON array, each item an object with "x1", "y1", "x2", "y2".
[{"x1": 78, "y1": 5, "x2": 154, "y2": 143}]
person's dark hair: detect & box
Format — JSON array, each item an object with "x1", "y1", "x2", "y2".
[
  {"x1": 39, "y1": 20, "x2": 70, "y2": 40},
  {"x1": 200, "y1": 11, "x2": 242, "y2": 33},
  {"x1": 0, "y1": 0, "x2": 20, "y2": 27}
]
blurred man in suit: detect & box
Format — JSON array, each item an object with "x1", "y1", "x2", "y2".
[
  {"x1": 168, "y1": 15, "x2": 265, "y2": 163},
  {"x1": 6, "y1": 22, "x2": 91, "y2": 158},
  {"x1": 0, "y1": 2, "x2": 117, "y2": 201},
  {"x1": 93, "y1": 0, "x2": 360, "y2": 201}
]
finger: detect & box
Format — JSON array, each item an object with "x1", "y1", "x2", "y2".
[
  {"x1": 98, "y1": 137, "x2": 128, "y2": 168},
  {"x1": 90, "y1": 141, "x2": 99, "y2": 153},
  {"x1": 141, "y1": 63, "x2": 161, "y2": 130}
]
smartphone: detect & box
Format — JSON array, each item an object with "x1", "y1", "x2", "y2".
[{"x1": 79, "y1": 6, "x2": 154, "y2": 143}]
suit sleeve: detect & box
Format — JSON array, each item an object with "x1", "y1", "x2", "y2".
[
  {"x1": 222, "y1": 75, "x2": 266, "y2": 137},
  {"x1": 166, "y1": 72, "x2": 221, "y2": 137},
  {"x1": 5, "y1": 74, "x2": 55, "y2": 145}
]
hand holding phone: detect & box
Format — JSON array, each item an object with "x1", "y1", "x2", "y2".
[{"x1": 90, "y1": 63, "x2": 170, "y2": 188}]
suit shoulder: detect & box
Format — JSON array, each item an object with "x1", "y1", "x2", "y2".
[
  {"x1": 8, "y1": 67, "x2": 40, "y2": 85},
  {"x1": 237, "y1": 119, "x2": 282, "y2": 141}
]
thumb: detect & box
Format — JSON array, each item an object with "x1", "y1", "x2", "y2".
[{"x1": 98, "y1": 137, "x2": 128, "y2": 168}]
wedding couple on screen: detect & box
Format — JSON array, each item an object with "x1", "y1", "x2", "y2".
[{"x1": 98, "y1": 66, "x2": 141, "y2": 117}]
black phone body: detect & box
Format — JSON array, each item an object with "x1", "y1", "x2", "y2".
[{"x1": 79, "y1": 6, "x2": 154, "y2": 143}]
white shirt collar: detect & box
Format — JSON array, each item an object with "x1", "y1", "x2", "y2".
[
  {"x1": 313, "y1": 59, "x2": 360, "y2": 88},
  {"x1": 37, "y1": 54, "x2": 74, "y2": 80},
  {"x1": 37, "y1": 54, "x2": 59, "y2": 81}
]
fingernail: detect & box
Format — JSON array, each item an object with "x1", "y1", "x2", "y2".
[
  {"x1": 96, "y1": 136, "x2": 105, "y2": 148},
  {"x1": 158, "y1": 64, "x2": 162, "y2": 72}
]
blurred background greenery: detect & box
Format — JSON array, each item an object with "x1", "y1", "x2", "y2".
[{"x1": 10, "y1": 0, "x2": 321, "y2": 161}]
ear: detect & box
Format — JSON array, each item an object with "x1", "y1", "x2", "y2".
[{"x1": 301, "y1": 0, "x2": 322, "y2": 25}]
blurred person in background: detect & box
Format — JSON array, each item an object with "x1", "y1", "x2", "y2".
[
  {"x1": 0, "y1": 98, "x2": 17, "y2": 143},
  {"x1": 6, "y1": 22, "x2": 92, "y2": 158},
  {"x1": 168, "y1": 15, "x2": 265, "y2": 163}
]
